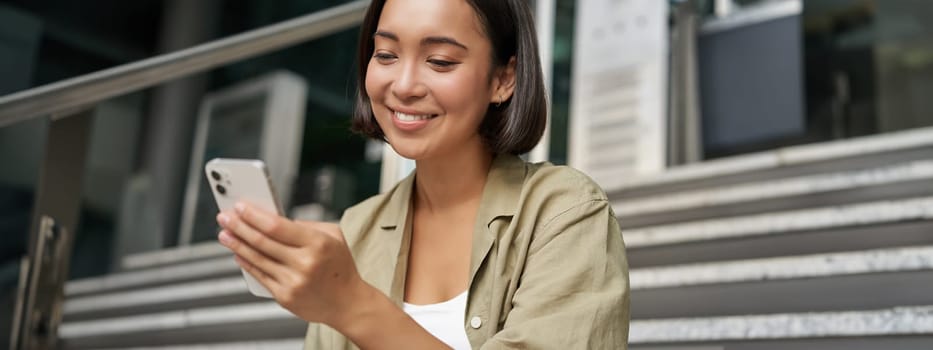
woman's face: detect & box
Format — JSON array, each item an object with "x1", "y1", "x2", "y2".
[{"x1": 365, "y1": 0, "x2": 510, "y2": 161}]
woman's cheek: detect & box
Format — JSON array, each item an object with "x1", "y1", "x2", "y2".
[
  {"x1": 432, "y1": 73, "x2": 471, "y2": 103},
  {"x1": 365, "y1": 63, "x2": 388, "y2": 100},
  {"x1": 363, "y1": 81, "x2": 378, "y2": 104}
]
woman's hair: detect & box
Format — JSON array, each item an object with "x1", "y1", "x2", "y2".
[{"x1": 351, "y1": 0, "x2": 548, "y2": 155}]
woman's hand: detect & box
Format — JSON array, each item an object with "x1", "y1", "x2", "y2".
[
  {"x1": 215, "y1": 202, "x2": 370, "y2": 327},
  {"x1": 216, "y1": 203, "x2": 452, "y2": 349}
]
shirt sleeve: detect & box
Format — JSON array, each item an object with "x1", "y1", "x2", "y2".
[{"x1": 481, "y1": 199, "x2": 631, "y2": 349}]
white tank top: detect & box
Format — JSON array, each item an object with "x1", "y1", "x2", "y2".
[{"x1": 403, "y1": 291, "x2": 472, "y2": 350}]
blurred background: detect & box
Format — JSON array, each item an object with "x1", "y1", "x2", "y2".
[{"x1": 1, "y1": 0, "x2": 932, "y2": 348}]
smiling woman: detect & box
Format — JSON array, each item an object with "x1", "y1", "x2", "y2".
[
  {"x1": 215, "y1": 0, "x2": 629, "y2": 349},
  {"x1": 352, "y1": 0, "x2": 547, "y2": 159}
]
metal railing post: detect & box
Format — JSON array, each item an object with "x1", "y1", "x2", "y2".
[{"x1": 10, "y1": 108, "x2": 93, "y2": 350}]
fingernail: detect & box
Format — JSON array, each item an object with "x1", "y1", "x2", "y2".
[
  {"x1": 218, "y1": 213, "x2": 229, "y2": 225},
  {"x1": 235, "y1": 202, "x2": 246, "y2": 213},
  {"x1": 218, "y1": 231, "x2": 232, "y2": 245}
]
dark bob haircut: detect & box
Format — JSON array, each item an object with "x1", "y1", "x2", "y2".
[{"x1": 350, "y1": 0, "x2": 548, "y2": 155}]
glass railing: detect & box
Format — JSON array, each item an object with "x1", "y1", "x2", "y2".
[{"x1": 0, "y1": 1, "x2": 370, "y2": 348}]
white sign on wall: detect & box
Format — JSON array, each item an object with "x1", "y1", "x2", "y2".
[{"x1": 569, "y1": 0, "x2": 668, "y2": 191}]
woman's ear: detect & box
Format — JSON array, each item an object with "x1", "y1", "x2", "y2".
[{"x1": 490, "y1": 56, "x2": 517, "y2": 104}]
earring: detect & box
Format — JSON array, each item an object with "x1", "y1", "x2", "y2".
[{"x1": 496, "y1": 96, "x2": 503, "y2": 108}]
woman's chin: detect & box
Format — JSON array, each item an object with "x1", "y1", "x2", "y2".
[{"x1": 388, "y1": 142, "x2": 431, "y2": 161}]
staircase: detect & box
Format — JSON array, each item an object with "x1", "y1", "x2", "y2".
[
  {"x1": 60, "y1": 127, "x2": 933, "y2": 349},
  {"x1": 60, "y1": 242, "x2": 306, "y2": 349},
  {"x1": 618, "y1": 127, "x2": 933, "y2": 349}
]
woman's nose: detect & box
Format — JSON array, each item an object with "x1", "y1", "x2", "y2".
[{"x1": 391, "y1": 62, "x2": 428, "y2": 101}]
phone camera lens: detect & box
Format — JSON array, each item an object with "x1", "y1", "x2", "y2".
[
  {"x1": 210, "y1": 170, "x2": 222, "y2": 181},
  {"x1": 215, "y1": 184, "x2": 227, "y2": 195}
]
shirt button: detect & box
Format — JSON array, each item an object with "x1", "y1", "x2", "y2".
[{"x1": 470, "y1": 316, "x2": 483, "y2": 329}]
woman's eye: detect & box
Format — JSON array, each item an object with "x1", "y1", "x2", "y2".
[
  {"x1": 427, "y1": 59, "x2": 458, "y2": 69},
  {"x1": 373, "y1": 53, "x2": 397, "y2": 62}
]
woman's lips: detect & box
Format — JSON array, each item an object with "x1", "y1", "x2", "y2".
[{"x1": 390, "y1": 109, "x2": 437, "y2": 132}]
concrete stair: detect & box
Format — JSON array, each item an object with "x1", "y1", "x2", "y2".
[
  {"x1": 618, "y1": 127, "x2": 933, "y2": 349},
  {"x1": 60, "y1": 242, "x2": 306, "y2": 349}
]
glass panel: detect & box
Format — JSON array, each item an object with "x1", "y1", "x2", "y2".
[
  {"x1": 804, "y1": 0, "x2": 933, "y2": 141},
  {"x1": 1, "y1": 0, "x2": 376, "y2": 344},
  {"x1": 0, "y1": 0, "x2": 378, "y2": 272},
  {"x1": 0, "y1": 1, "x2": 162, "y2": 94},
  {"x1": 684, "y1": 0, "x2": 933, "y2": 158}
]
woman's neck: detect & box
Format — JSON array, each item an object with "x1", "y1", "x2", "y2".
[{"x1": 412, "y1": 145, "x2": 494, "y2": 214}]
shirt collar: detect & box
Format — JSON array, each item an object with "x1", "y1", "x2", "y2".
[
  {"x1": 476, "y1": 153, "x2": 526, "y2": 224},
  {"x1": 377, "y1": 172, "x2": 415, "y2": 230}
]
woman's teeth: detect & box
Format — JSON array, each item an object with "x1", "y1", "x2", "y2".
[{"x1": 395, "y1": 111, "x2": 433, "y2": 121}]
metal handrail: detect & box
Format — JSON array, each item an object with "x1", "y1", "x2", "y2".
[{"x1": 0, "y1": 0, "x2": 369, "y2": 128}]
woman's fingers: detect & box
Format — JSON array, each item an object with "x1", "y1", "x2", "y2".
[
  {"x1": 217, "y1": 230, "x2": 284, "y2": 284},
  {"x1": 234, "y1": 202, "x2": 305, "y2": 247},
  {"x1": 306, "y1": 221, "x2": 342, "y2": 239},
  {"x1": 231, "y1": 253, "x2": 281, "y2": 296},
  {"x1": 217, "y1": 212, "x2": 293, "y2": 261}
]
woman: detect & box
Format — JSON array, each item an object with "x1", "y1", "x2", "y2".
[{"x1": 216, "y1": 0, "x2": 630, "y2": 348}]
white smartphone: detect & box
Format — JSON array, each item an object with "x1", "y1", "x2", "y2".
[{"x1": 205, "y1": 158, "x2": 284, "y2": 298}]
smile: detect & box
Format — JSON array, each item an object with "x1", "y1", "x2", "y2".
[
  {"x1": 389, "y1": 108, "x2": 438, "y2": 132},
  {"x1": 394, "y1": 110, "x2": 436, "y2": 121}
]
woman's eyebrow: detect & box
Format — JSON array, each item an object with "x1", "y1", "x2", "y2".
[
  {"x1": 373, "y1": 30, "x2": 399, "y2": 41},
  {"x1": 421, "y1": 36, "x2": 468, "y2": 51},
  {"x1": 373, "y1": 30, "x2": 468, "y2": 51}
]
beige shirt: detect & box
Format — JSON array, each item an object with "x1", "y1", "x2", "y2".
[{"x1": 304, "y1": 154, "x2": 630, "y2": 349}]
